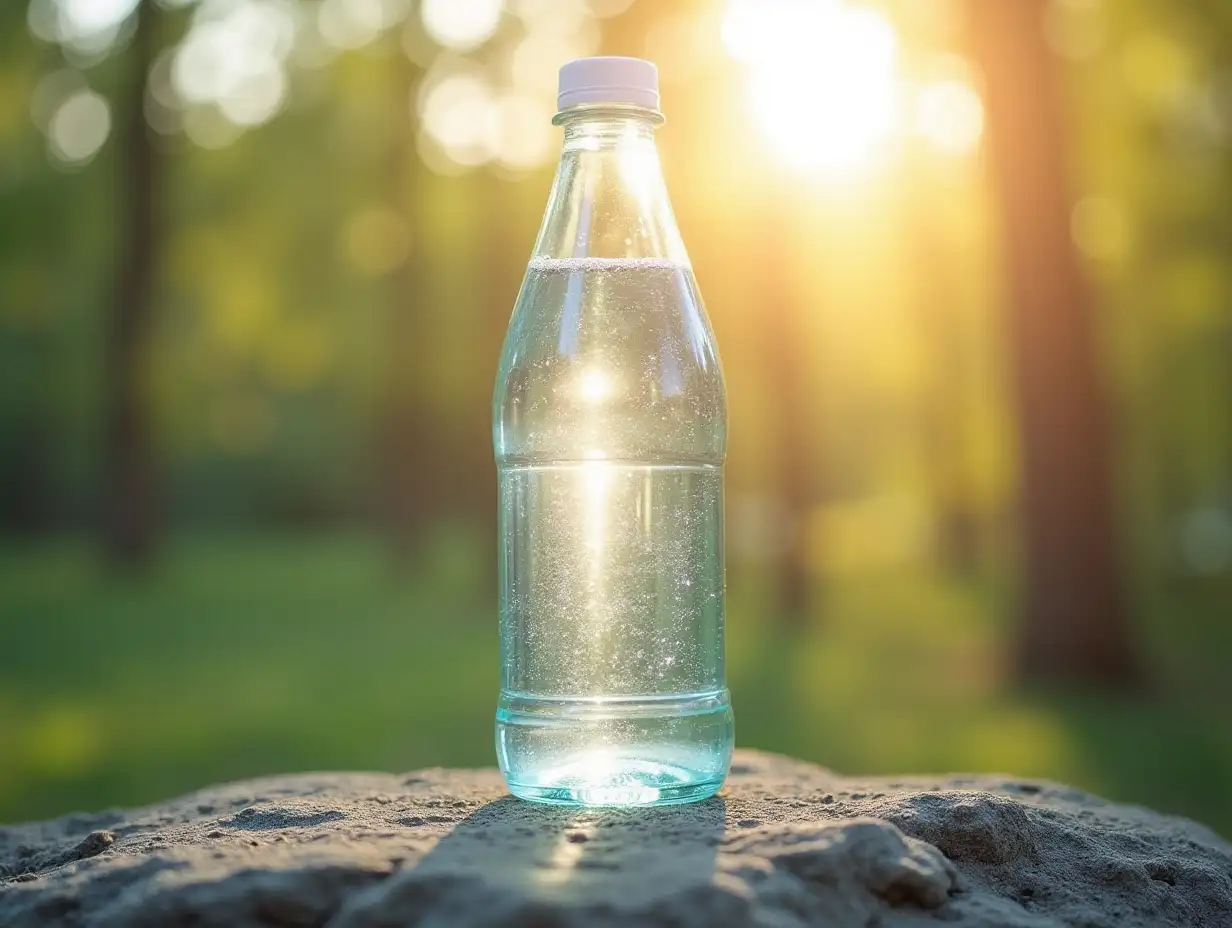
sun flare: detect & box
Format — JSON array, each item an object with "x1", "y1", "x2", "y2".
[{"x1": 723, "y1": 0, "x2": 901, "y2": 175}]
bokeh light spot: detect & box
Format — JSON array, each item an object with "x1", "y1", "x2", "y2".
[
  {"x1": 317, "y1": 0, "x2": 379, "y2": 49},
  {"x1": 513, "y1": 0, "x2": 595, "y2": 41},
  {"x1": 218, "y1": 67, "x2": 287, "y2": 126},
  {"x1": 58, "y1": 0, "x2": 140, "y2": 38},
  {"x1": 416, "y1": 129, "x2": 473, "y2": 177},
  {"x1": 511, "y1": 0, "x2": 584, "y2": 32},
  {"x1": 29, "y1": 68, "x2": 87, "y2": 133},
  {"x1": 145, "y1": 50, "x2": 184, "y2": 135},
  {"x1": 420, "y1": 71, "x2": 498, "y2": 166},
  {"x1": 401, "y1": 13, "x2": 439, "y2": 67},
  {"x1": 147, "y1": 50, "x2": 180, "y2": 110},
  {"x1": 27, "y1": 0, "x2": 137, "y2": 60},
  {"x1": 183, "y1": 103, "x2": 244, "y2": 149},
  {"x1": 317, "y1": 0, "x2": 408, "y2": 48},
  {"x1": 511, "y1": 31, "x2": 596, "y2": 95},
  {"x1": 489, "y1": 94, "x2": 555, "y2": 170},
  {"x1": 145, "y1": 92, "x2": 183, "y2": 136},
  {"x1": 584, "y1": 0, "x2": 633, "y2": 18},
  {"x1": 421, "y1": 0, "x2": 503, "y2": 52},
  {"x1": 47, "y1": 89, "x2": 111, "y2": 165},
  {"x1": 27, "y1": 0, "x2": 62, "y2": 44},
  {"x1": 170, "y1": 0, "x2": 296, "y2": 138}
]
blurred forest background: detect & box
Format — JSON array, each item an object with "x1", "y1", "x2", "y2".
[{"x1": 2, "y1": 0, "x2": 1231, "y2": 834}]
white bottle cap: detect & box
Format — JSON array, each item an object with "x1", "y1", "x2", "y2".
[{"x1": 557, "y1": 57, "x2": 660, "y2": 113}]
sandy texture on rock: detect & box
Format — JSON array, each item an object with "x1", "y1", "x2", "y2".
[{"x1": 1, "y1": 750, "x2": 1229, "y2": 927}]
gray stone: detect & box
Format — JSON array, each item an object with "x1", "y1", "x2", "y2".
[{"x1": 1, "y1": 750, "x2": 1229, "y2": 927}]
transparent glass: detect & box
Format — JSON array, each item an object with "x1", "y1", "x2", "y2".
[{"x1": 492, "y1": 106, "x2": 732, "y2": 806}]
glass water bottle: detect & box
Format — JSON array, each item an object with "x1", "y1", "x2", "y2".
[{"x1": 493, "y1": 57, "x2": 731, "y2": 806}]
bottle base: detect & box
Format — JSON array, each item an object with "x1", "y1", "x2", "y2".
[
  {"x1": 508, "y1": 776, "x2": 723, "y2": 807},
  {"x1": 496, "y1": 690, "x2": 733, "y2": 808}
]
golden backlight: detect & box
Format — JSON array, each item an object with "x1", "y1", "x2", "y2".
[{"x1": 723, "y1": 0, "x2": 901, "y2": 175}]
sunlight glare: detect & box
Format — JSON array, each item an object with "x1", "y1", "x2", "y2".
[
  {"x1": 582, "y1": 460, "x2": 611, "y2": 552},
  {"x1": 721, "y1": 0, "x2": 829, "y2": 64},
  {"x1": 724, "y1": 0, "x2": 901, "y2": 175},
  {"x1": 537, "y1": 751, "x2": 663, "y2": 806},
  {"x1": 617, "y1": 136, "x2": 661, "y2": 207},
  {"x1": 537, "y1": 818, "x2": 596, "y2": 886},
  {"x1": 575, "y1": 368, "x2": 613, "y2": 403}
]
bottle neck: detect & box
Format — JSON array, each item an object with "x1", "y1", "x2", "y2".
[
  {"x1": 556, "y1": 106, "x2": 661, "y2": 146},
  {"x1": 531, "y1": 107, "x2": 687, "y2": 264}
]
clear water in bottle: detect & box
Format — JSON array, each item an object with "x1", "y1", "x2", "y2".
[{"x1": 493, "y1": 59, "x2": 732, "y2": 806}]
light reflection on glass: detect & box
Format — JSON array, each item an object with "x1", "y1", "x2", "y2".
[{"x1": 575, "y1": 368, "x2": 613, "y2": 403}]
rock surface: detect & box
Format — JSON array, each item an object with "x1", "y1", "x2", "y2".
[{"x1": 2, "y1": 750, "x2": 1229, "y2": 927}]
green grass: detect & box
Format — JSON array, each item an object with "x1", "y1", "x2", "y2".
[{"x1": 1, "y1": 535, "x2": 1229, "y2": 837}]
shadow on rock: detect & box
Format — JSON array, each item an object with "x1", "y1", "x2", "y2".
[{"x1": 328, "y1": 796, "x2": 727, "y2": 926}]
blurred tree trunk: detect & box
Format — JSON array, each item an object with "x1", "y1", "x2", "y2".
[
  {"x1": 901, "y1": 165, "x2": 982, "y2": 576},
  {"x1": 102, "y1": 1, "x2": 161, "y2": 567},
  {"x1": 380, "y1": 42, "x2": 435, "y2": 557},
  {"x1": 761, "y1": 181, "x2": 814, "y2": 626},
  {"x1": 1, "y1": 328, "x2": 56, "y2": 535},
  {"x1": 2, "y1": 413, "x2": 54, "y2": 535},
  {"x1": 966, "y1": 0, "x2": 1140, "y2": 685}
]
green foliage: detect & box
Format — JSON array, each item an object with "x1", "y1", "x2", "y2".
[{"x1": 1, "y1": 537, "x2": 1228, "y2": 836}]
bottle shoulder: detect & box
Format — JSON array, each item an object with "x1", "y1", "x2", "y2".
[{"x1": 493, "y1": 261, "x2": 725, "y2": 463}]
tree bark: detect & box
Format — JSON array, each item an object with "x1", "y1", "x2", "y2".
[
  {"x1": 966, "y1": 0, "x2": 1140, "y2": 685},
  {"x1": 102, "y1": 1, "x2": 161, "y2": 567}
]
